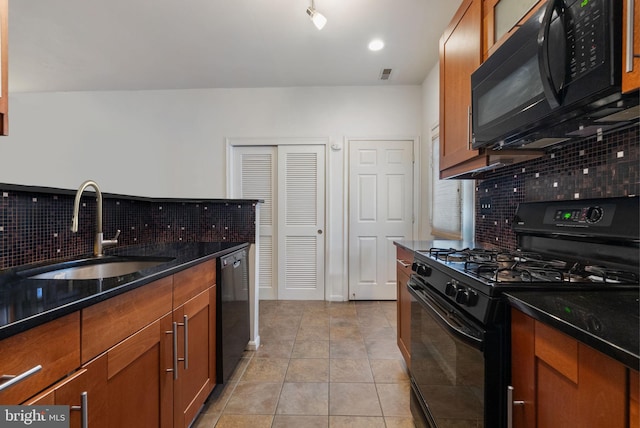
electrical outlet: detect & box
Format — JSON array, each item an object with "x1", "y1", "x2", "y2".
[{"x1": 480, "y1": 197, "x2": 492, "y2": 214}]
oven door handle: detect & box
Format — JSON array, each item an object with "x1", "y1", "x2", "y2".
[{"x1": 409, "y1": 282, "x2": 484, "y2": 350}]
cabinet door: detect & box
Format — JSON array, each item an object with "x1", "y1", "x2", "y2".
[
  {"x1": 396, "y1": 246, "x2": 413, "y2": 367},
  {"x1": 0, "y1": 0, "x2": 7, "y2": 135},
  {"x1": 483, "y1": 0, "x2": 543, "y2": 59},
  {"x1": 0, "y1": 312, "x2": 80, "y2": 405},
  {"x1": 510, "y1": 309, "x2": 535, "y2": 428},
  {"x1": 622, "y1": 0, "x2": 640, "y2": 93},
  {"x1": 511, "y1": 309, "x2": 627, "y2": 428},
  {"x1": 26, "y1": 369, "x2": 89, "y2": 428},
  {"x1": 173, "y1": 288, "x2": 215, "y2": 428},
  {"x1": 82, "y1": 315, "x2": 174, "y2": 428},
  {"x1": 439, "y1": 0, "x2": 482, "y2": 173},
  {"x1": 631, "y1": 370, "x2": 639, "y2": 428}
]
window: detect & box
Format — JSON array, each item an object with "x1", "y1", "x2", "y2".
[{"x1": 431, "y1": 125, "x2": 462, "y2": 239}]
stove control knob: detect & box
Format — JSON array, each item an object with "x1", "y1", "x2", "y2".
[
  {"x1": 586, "y1": 206, "x2": 603, "y2": 224},
  {"x1": 416, "y1": 264, "x2": 432, "y2": 276},
  {"x1": 455, "y1": 288, "x2": 470, "y2": 304},
  {"x1": 445, "y1": 281, "x2": 457, "y2": 296},
  {"x1": 411, "y1": 262, "x2": 418, "y2": 272},
  {"x1": 455, "y1": 288, "x2": 478, "y2": 306}
]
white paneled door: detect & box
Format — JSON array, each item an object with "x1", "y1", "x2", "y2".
[
  {"x1": 348, "y1": 140, "x2": 414, "y2": 300},
  {"x1": 232, "y1": 144, "x2": 325, "y2": 300}
]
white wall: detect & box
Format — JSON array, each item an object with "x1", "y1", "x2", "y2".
[
  {"x1": 0, "y1": 85, "x2": 422, "y2": 300},
  {"x1": 420, "y1": 62, "x2": 440, "y2": 240}
]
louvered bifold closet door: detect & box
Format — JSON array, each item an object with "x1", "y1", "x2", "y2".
[
  {"x1": 236, "y1": 146, "x2": 277, "y2": 299},
  {"x1": 277, "y1": 145, "x2": 326, "y2": 300}
]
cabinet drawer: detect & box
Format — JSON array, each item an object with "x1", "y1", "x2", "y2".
[
  {"x1": 0, "y1": 312, "x2": 80, "y2": 404},
  {"x1": 534, "y1": 320, "x2": 578, "y2": 383},
  {"x1": 396, "y1": 246, "x2": 414, "y2": 277},
  {"x1": 82, "y1": 276, "x2": 173, "y2": 362},
  {"x1": 173, "y1": 260, "x2": 216, "y2": 307}
]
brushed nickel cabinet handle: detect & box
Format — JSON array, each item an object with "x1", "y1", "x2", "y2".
[
  {"x1": 0, "y1": 365, "x2": 42, "y2": 392},
  {"x1": 626, "y1": 0, "x2": 635, "y2": 72},
  {"x1": 71, "y1": 391, "x2": 88, "y2": 428},
  {"x1": 165, "y1": 322, "x2": 178, "y2": 380},
  {"x1": 397, "y1": 259, "x2": 411, "y2": 268},
  {"x1": 507, "y1": 385, "x2": 525, "y2": 428},
  {"x1": 182, "y1": 315, "x2": 189, "y2": 370}
]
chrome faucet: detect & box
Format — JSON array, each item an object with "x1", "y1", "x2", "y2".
[{"x1": 71, "y1": 180, "x2": 120, "y2": 257}]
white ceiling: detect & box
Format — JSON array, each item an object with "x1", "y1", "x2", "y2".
[{"x1": 9, "y1": 0, "x2": 462, "y2": 93}]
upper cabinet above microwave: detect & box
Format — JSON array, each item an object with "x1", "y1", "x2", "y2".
[
  {"x1": 483, "y1": 0, "x2": 545, "y2": 60},
  {"x1": 622, "y1": 0, "x2": 639, "y2": 93},
  {"x1": 0, "y1": 0, "x2": 7, "y2": 136}
]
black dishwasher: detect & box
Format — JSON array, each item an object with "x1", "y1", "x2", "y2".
[{"x1": 217, "y1": 248, "x2": 250, "y2": 383}]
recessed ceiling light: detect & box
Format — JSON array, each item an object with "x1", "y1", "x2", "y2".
[{"x1": 368, "y1": 39, "x2": 384, "y2": 51}]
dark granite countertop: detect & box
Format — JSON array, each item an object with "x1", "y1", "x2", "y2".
[
  {"x1": 0, "y1": 242, "x2": 248, "y2": 341},
  {"x1": 506, "y1": 291, "x2": 640, "y2": 369}
]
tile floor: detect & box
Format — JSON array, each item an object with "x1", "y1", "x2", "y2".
[{"x1": 193, "y1": 300, "x2": 415, "y2": 428}]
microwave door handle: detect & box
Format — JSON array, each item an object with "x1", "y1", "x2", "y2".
[{"x1": 537, "y1": 0, "x2": 566, "y2": 109}]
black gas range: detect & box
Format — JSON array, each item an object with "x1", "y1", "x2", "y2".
[{"x1": 408, "y1": 196, "x2": 639, "y2": 428}]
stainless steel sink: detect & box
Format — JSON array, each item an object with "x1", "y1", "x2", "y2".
[{"x1": 26, "y1": 256, "x2": 175, "y2": 280}]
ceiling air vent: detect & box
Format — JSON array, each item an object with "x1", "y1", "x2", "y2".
[{"x1": 379, "y1": 68, "x2": 393, "y2": 80}]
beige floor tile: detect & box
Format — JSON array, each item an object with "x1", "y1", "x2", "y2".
[
  {"x1": 330, "y1": 325, "x2": 362, "y2": 341},
  {"x1": 292, "y1": 340, "x2": 330, "y2": 358},
  {"x1": 214, "y1": 414, "x2": 274, "y2": 428},
  {"x1": 377, "y1": 383, "x2": 412, "y2": 417},
  {"x1": 365, "y1": 338, "x2": 404, "y2": 360},
  {"x1": 297, "y1": 324, "x2": 330, "y2": 341},
  {"x1": 301, "y1": 312, "x2": 331, "y2": 327},
  {"x1": 329, "y1": 416, "x2": 386, "y2": 428},
  {"x1": 329, "y1": 383, "x2": 382, "y2": 416},
  {"x1": 329, "y1": 359, "x2": 373, "y2": 383},
  {"x1": 329, "y1": 340, "x2": 368, "y2": 359},
  {"x1": 370, "y1": 359, "x2": 409, "y2": 383},
  {"x1": 286, "y1": 358, "x2": 329, "y2": 382},
  {"x1": 223, "y1": 382, "x2": 282, "y2": 415},
  {"x1": 191, "y1": 410, "x2": 220, "y2": 428},
  {"x1": 360, "y1": 325, "x2": 396, "y2": 341},
  {"x1": 276, "y1": 382, "x2": 329, "y2": 415},
  {"x1": 272, "y1": 415, "x2": 329, "y2": 428},
  {"x1": 241, "y1": 357, "x2": 289, "y2": 382},
  {"x1": 255, "y1": 339, "x2": 294, "y2": 359},
  {"x1": 384, "y1": 416, "x2": 417, "y2": 428}
]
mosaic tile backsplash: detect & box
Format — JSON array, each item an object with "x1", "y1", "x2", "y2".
[
  {"x1": 0, "y1": 187, "x2": 257, "y2": 270},
  {"x1": 475, "y1": 126, "x2": 639, "y2": 249}
]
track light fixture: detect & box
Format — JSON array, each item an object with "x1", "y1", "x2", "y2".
[{"x1": 306, "y1": 0, "x2": 327, "y2": 30}]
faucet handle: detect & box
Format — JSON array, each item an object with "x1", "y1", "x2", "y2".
[{"x1": 112, "y1": 229, "x2": 121, "y2": 240}]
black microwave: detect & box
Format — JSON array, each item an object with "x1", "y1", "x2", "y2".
[{"x1": 471, "y1": 0, "x2": 638, "y2": 150}]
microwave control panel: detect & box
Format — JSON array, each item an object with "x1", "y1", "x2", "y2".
[{"x1": 566, "y1": 0, "x2": 605, "y2": 81}]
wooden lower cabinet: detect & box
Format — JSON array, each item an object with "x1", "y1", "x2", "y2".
[
  {"x1": 173, "y1": 286, "x2": 216, "y2": 428},
  {"x1": 26, "y1": 369, "x2": 91, "y2": 428},
  {"x1": 396, "y1": 245, "x2": 413, "y2": 367},
  {"x1": 510, "y1": 308, "x2": 629, "y2": 428},
  {"x1": 81, "y1": 315, "x2": 174, "y2": 428}
]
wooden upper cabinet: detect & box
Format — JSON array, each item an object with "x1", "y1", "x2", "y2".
[
  {"x1": 482, "y1": 0, "x2": 544, "y2": 60},
  {"x1": 0, "y1": 0, "x2": 7, "y2": 135},
  {"x1": 439, "y1": 0, "x2": 482, "y2": 175},
  {"x1": 622, "y1": 0, "x2": 640, "y2": 93}
]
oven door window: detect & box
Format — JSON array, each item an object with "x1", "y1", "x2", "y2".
[{"x1": 411, "y1": 289, "x2": 484, "y2": 426}]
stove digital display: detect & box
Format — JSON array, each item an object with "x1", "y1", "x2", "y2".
[{"x1": 554, "y1": 209, "x2": 587, "y2": 222}]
